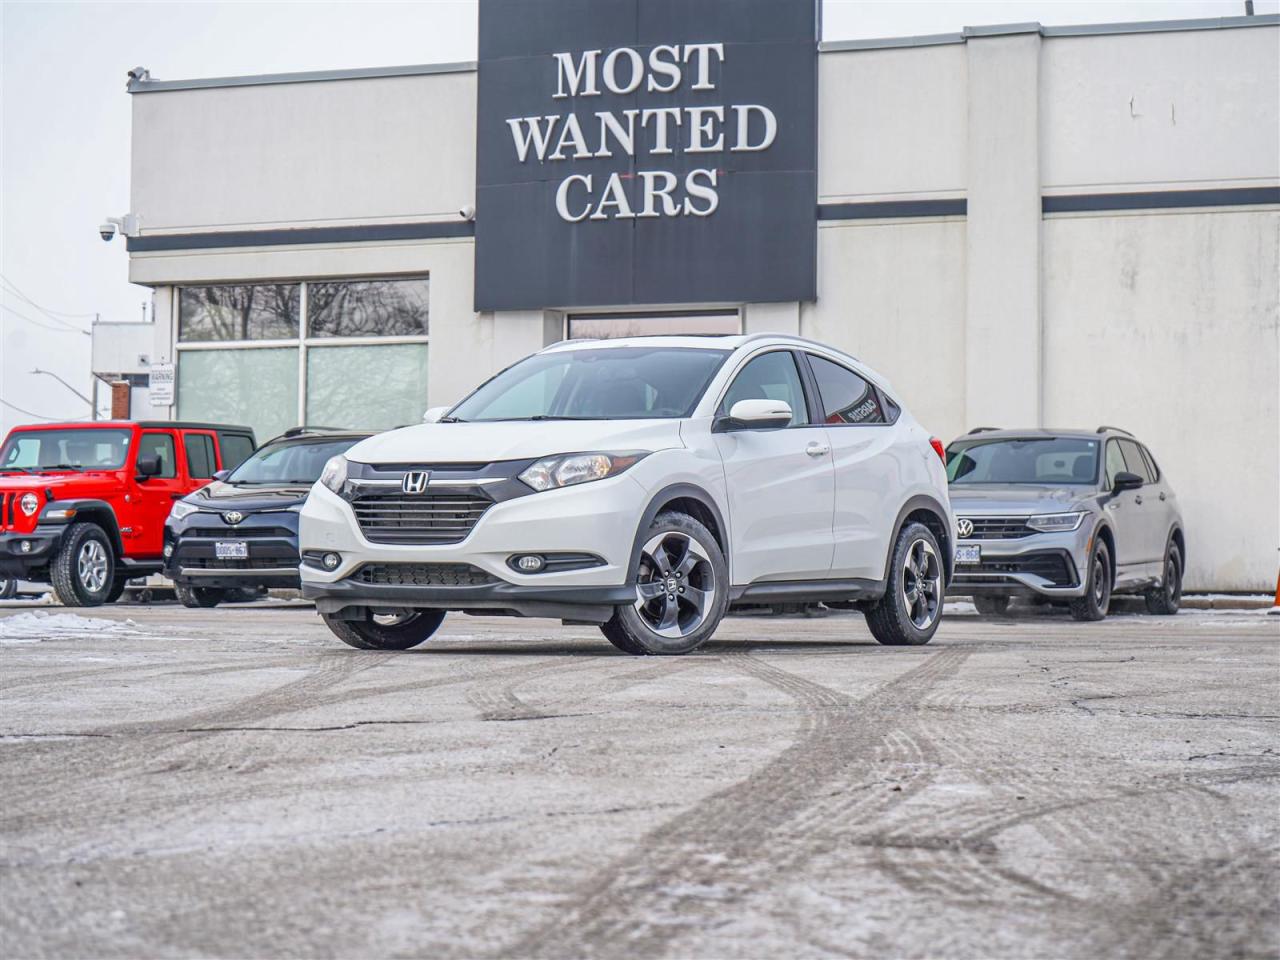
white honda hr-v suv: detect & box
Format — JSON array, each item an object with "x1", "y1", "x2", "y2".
[{"x1": 299, "y1": 334, "x2": 955, "y2": 655}]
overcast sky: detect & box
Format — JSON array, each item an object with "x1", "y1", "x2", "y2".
[{"x1": 1, "y1": 0, "x2": 1273, "y2": 433}]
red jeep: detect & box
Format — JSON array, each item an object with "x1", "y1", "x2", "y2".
[{"x1": 0, "y1": 421, "x2": 256, "y2": 606}]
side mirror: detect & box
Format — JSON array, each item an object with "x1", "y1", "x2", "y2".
[
  {"x1": 715, "y1": 399, "x2": 793, "y2": 432},
  {"x1": 212, "y1": 469, "x2": 231, "y2": 482},
  {"x1": 422, "y1": 406, "x2": 451, "y2": 424},
  {"x1": 1113, "y1": 470, "x2": 1143, "y2": 492},
  {"x1": 135, "y1": 456, "x2": 161, "y2": 480}
]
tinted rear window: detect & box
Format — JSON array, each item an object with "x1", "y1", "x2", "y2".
[{"x1": 217, "y1": 434, "x2": 255, "y2": 470}]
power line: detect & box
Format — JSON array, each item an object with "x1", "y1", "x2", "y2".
[
  {"x1": 0, "y1": 274, "x2": 98, "y2": 323},
  {"x1": 0, "y1": 398, "x2": 88, "y2": 421},
  {"x1": 0, "y1": 303, "x2": 93, "y2": 336}
]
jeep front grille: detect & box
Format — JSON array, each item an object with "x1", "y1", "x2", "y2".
[
  {"x1": 353, "y1": 562, "x2": 496, "y2": 586},
  {"x1": 351, "y1": 492, "x2": 492, "y2": 545}
]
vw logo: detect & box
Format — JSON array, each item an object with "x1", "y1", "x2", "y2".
[
  {"x1": 223, "y1": 511, "x2": 244, "y2": 525},
  {"x1": 402, "y1": 470, "x2": 430, "y2": 494},
  {"x1": 956, "y1": 518, "x2": 974, "y2": 538}
]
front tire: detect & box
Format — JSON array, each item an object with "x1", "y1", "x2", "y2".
[
  {"x1": 601, "y1": 511, "x2": 728, "y2": 656},
  {"x1": 174, "y1": 582, "x2": 225, "y2": 608},
  {"x1": 864, "y1": 522, "x2": 945, "y2": 646},
  {"x1": 321, "y1": 609, "x2": 446, "y2": 650},
  {"x1": 1144, "y1": 543, "x2": 1182, "y2": 615},
  {"x1": 1069, "y1": 540, "x2": 1112, "y2": 622},
  {"x1": 50, "y1": 523, "x2": 116, "y2": 607},
  {"x1": 0, "y1": 576, "x2": 16, "y2": 601}
]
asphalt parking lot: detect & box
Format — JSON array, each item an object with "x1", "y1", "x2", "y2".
[{"x1": 1, "y1": 600, "x2": 1276, "y2": 959}]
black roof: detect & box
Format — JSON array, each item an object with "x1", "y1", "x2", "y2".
[
  {"x1": 259, "y1": 430, "x2": 373, "y2": 446},
  {"x1": 16, "y1": 420, "x2": 255, "y2": 434}
]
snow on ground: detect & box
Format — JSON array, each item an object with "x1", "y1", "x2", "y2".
[
  {"x1": 0, "y1": 592, "x2": 56, "y2": 608},
  {"x1": 0, "y1": 612, "x2": 141, "y2": 644}
]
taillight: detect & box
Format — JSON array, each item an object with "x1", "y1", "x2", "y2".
[{"x1": 930, "y1": 437, "x2": 946, "y2": 463}]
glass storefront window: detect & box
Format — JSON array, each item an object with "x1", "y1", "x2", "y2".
[
  {"x1": 177, "y1": 348, "x2": 300, "y2": 442},
  {"x1": 305, "y1": 343, "x2": 429, "y2": 431},
  {"x1": 308, "y1": 278, "x2": 429, "y2": 338},
  {"x1": 179, "y1": 284, "x2": 300, "y2": 341}
]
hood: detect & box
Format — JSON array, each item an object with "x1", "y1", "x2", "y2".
[
  {"x1": 947, "y1": 483, "x2": 1094, "y2": 515},
  {"x1": 0, "y1": 471, "x2": 123, "y2": 497},
  {"x1": 345, "y1": 419, "x2": 686, "y2": 465},
  {"x1": 187, "y1": 481, "x2": 309, "y2": 511}
]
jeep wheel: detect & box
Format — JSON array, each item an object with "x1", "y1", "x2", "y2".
[
  {"x1": 174, "y1": 582, "x2": 225, "y2": 608},
  {"x1": 1069, "y1": 540, "x2": 1112, "y2": 622},
  {"x1": 105, "y1": 578, "x2": 128, "y2": 604},
  {"x1": 601, "y1": 511, "x2": 728, "y2": 656},
  {"x1": 973, "y1": 595, "x2": 1010, "y2": 616},
  {"x1": 50, "y1": 523, "x2": 116, "y2": 607},
  {"x1": 0, "y1": 576, "x2": 16, "y2": 601},
  {"x1": 321, "y1": 609, "x2": 446, "y2": 650},
  {"x1": 864, "y1": 522, "x2": 945, "y2": 646},
  {"x1": 1144, "y1": 543, "x2": 1182, "y2": 615}
]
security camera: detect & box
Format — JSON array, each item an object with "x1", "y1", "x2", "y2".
[
  {"x1": 459, "y1": 204, "x2": 476, "y2": 221},
  {"x1": 99, "y1": 222, "x2": 118, "y2": 242}
]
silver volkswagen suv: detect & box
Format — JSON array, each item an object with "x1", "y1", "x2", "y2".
[{"x1": 945, "y1": 427, "x2": 1185, "y2": 620}]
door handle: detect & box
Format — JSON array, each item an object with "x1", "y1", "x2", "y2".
[
  {"x1": 805, "y1": 441, "x2": 830, "y2": 457},
  {"x1": 1159, "y1": 492, "x2": 1167, "y2": 501},
  {"x1": 1134, "y1": 495, "x2": 1143, "y2": 505}
]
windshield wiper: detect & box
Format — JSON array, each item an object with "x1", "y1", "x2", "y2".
[
  {"x1": 0, "y1": 467, "x2": 36, "y2": 474},
  {"x1": 437, "y1": 416, "x2": 466, "y2": 423},
  {"x1": 37, "y1": 464, "x2": 84, "y2": 472}
]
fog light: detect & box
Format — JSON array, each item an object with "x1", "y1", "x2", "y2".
[
  {"x1": 20, "y1": 541, "x2": 32, "y2": 553},
  {"x1": 514, "y1": 554, "x2": 545, "y2": 573},
  {"x1": 322, "y1": 552, "x2": 341, "y2": 571},
  {"x1": 163, "y1": 543, "x2": 174, "y2": 558}
]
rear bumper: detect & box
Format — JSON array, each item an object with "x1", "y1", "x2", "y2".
[{"x1": 0, "y1": 528, "x2": 64, "y2": 577}]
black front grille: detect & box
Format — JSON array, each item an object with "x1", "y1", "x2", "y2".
[
  {"x1": 352, "y1": 492, "x2": 492, "y2": 544},
  {"x1": 960, "y1": 517, "x2": 1034, "y2": 540},
  {"x1": 954, "y1": 551, "x2": 1077, "y2": 587},
  {"x1": 188, "y1": 526, "x2": 294, "y2": 539},
  {"x1": 181, "y1": 555, "x2": 299, "y2": 570},
  {"x1": 354, "y1": 562, "x2": 496, "y2": 586}
]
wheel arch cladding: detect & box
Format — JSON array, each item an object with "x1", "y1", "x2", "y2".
[
  {"x1": 891, "y1": 495, "x2": 953, "y2": 585},
  {"x1": 48, "y1": 500, "x2": 123, "y2": 555},
  {"x1": 630, "y1": 484, "x2": 728, "y2": 579},
  {"x1": 1094, "y1": 522, "x2": 1117, "y2": 583}
]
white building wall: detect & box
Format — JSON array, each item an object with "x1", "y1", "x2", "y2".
[
  {"x1": 1042, "y1": 208, "x2": 1280, "y2": 590},
  {"x1": 131, "y1": 71, "x2": 477, "y2": 231}
]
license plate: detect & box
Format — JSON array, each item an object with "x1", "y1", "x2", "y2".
[
  {"x1": 215, "y1": 541, "x2": 249, "y2": 560},
  {"x1": 956, "y1": 544, "x2": 981, "y2": 564}
]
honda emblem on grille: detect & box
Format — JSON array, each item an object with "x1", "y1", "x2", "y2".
[
  {"x1": 956, "y1": 518, "x2": 974, "y2": 538},
  {"x1": 223, "y1": 511, "x2": 244, "y2": 525},
  {"x1": 402, "y1": 471, "x2": 430, "y2": 494}
]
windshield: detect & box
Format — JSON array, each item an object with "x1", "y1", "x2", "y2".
[
  {"x1": 449, "y1": 347, "x2": 730, "y2": 422},
  {"x1": 0, "y1": 429, "x2": 132, "y2": 472},
  {"x1": 227, "y1": 437, "x2": 363, "y2": 485},
  {"x1": 947, "y1": 437, "x2": 1099, "y2": 485}
]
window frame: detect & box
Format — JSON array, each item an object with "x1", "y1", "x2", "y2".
[
  {"x1": 172, "y1": 275, "x2": 430, "y2": 430},
  {"x1": 137, "y1": 430, "x2": 179, "y2": 480},
  {"x1": 798, "y1": 352, "x2": 897, "y2": 427},
  {"x1": 715, "y1": 349, "x2": 815, "y2": 428}
]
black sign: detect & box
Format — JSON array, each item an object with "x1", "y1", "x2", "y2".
[{"x1": 475, "y1": 0, "x2": 818, "y2": 312}]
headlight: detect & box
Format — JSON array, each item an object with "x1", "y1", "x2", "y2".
[
  {"x1": 319, "y1": 455, "x2": 348, "y2": 494},
  {"x1": 169, "y1": 500, "x2": 199, "y2": 521},
  {"x1": 19, "y1": 493, "x2": 40, "y2": 516},
  {"x1": 518, "y1": 452, "x2": 647, "y2": 492},
  {"x1": 1027, "y1": 512, "x2": 1085, "y2": 533}
]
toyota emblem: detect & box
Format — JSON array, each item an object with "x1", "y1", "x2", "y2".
[
  {"x1": 956, "y1": 518, "x2": 974, "y2": 538},
  {"x1": 224, "y1": 511, "x2": 244, "y2": 525}
]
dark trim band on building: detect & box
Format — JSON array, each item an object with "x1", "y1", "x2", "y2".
[
  {"x1": 818, "y1": 199, "x2": 968, "y2": 220},
  {"x1": 126, "y1": 220, "x2": 475, "y2": 252},
  {"x1": 1042, "y1": 186, "x2": 1280, "y2": 213}
]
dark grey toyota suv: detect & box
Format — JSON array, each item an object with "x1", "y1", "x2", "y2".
[{"x1": 946, "y1": 427, "x2": 1185, "y2": 621}]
